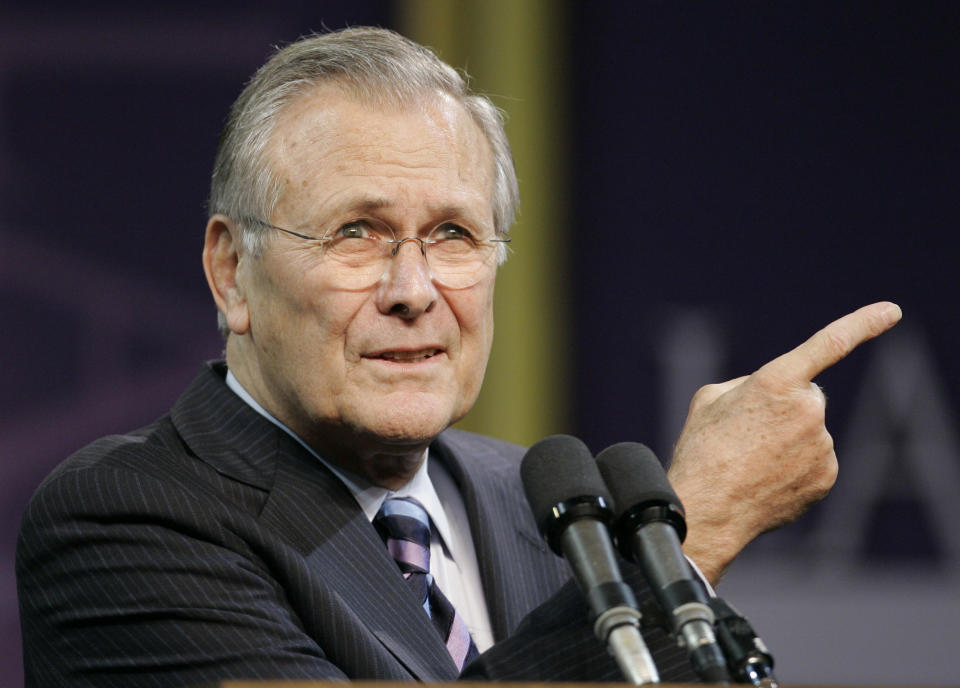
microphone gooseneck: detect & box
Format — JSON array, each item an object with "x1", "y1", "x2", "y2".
[{"x1": 710, "y1": 597, "x2": 779, "y2": 687}]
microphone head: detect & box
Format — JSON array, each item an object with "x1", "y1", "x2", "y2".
[
  {"x1": 596, "y1": 442, "x2": 687, "y2": 549},
  {"x1": 521, "y1": 434, "x2": 612, "y2": 554}
]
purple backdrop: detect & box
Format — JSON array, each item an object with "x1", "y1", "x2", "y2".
[
  {"x1": 0, "y1": 4, "x2": 393, "y2": 685},
  {"x1": 569, "y1": 3, "x2": 960, "y2": 683},
  {"x1": 3, "y1": 2, "x2": 958, "y2": 685}
]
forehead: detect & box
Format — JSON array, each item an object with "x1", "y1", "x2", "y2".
[{"x1": 267, "y1": 85, "x2": 495, "y2": 223}]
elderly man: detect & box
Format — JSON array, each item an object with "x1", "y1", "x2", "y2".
[{"x1": 17, "y1": 27, "x2": 900, "y2": 687}]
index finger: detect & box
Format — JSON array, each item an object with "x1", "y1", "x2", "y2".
[{"x1": 762, "y1": 301, "x2": 902, "y2": 384}]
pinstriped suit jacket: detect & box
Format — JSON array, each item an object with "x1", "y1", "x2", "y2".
[{"x1": 17, "y1": 362, "x2": 695, "y2": 686}]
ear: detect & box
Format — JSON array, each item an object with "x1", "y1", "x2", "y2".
[{"x1": 202, "y1": 214, "x2": 250, "y2": 335}]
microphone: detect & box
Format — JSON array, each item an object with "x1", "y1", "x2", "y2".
[
  {"x1": 710, "y1": 597, "x2": 778, "y2": 688},
  {"x1": 596, "y1": 442, "x2": 730, "y2": 683},
  {"x1": 521, "y1": 435, "x2": 659, "y2": 685}
]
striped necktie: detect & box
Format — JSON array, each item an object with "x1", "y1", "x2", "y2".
[{"x1": 374, "y1": 497, "x2": 480, "y2": 672}]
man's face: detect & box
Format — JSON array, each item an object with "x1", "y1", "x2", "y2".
[{"x1": 227, "y1": 87, "x2": 497, "y2": 478}]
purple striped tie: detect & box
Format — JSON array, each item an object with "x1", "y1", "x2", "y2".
[{"x1": 374, "y1": 497, "x2": 480, "y2": 672}]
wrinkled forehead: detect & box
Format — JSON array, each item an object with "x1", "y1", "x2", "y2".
[{"x1": 267, "y1": 84, "x2": 496, "y2": 203}]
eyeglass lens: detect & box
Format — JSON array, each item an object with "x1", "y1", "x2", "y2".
[{"x1": 320, "y1": 226, "x2": 499, "y2": 289}]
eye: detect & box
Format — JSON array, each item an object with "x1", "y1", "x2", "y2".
[
  {"x1": 433, "y1": 223, "x2": 476, "y2": 243},
  {"x1": 331, "y1": 221, "x2": 375, "y2": 240}
]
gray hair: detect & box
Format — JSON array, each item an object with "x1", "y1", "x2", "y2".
[{"x1": 208, "y1": 26, "x2": 519, "y2": 256}]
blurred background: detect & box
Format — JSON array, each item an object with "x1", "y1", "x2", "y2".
[{"x1": 2, "y1": 1, "x2": 958, "y2": 685}]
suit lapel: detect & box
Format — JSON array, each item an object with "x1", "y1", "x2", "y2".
[
  {"x1": 171, "y1": 363, "x2": 458, "y2": 680},
  {"x1": 260, "y1": 437, "x2": 459, "y2": 680},
  {"x1": 431, "y1": 431, "x2": 570, "y2": 640}
]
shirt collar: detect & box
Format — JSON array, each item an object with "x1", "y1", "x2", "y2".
[{"x1": 224, "y1": 370, "x2": 456, "y2": 546}]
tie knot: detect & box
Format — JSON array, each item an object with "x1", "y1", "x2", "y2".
[{"x1": 375, "y1": 497, "x2": 432, "y2": 572}]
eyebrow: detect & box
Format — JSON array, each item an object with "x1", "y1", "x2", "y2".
[
  {"x1": 345, "y1": 198, "x2": 467, "y2": 215},
  {"x1": 289, "y1": 197, "x2": 391, "y2": 232},
  {"x1": 350, "y1": 197, "x2": 390, "y2": 213},
  {"x1": 336, "y1": 197, "x2": 484, "y2": 225}
]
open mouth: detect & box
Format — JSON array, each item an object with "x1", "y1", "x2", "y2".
[{"x1": 371, "y1": 348, "x2": 443, "y2": 363}]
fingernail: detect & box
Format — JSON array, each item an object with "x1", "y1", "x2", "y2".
[{"x1": 883, "y1": 302, "x2": 903, "y2": 323}]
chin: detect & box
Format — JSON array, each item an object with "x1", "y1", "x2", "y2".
[{"x1": 347, "y1": 395, "x2": 464, "y2": 446}]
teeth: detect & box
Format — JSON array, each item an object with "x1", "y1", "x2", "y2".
[{"x1": 379, "y1": 349, "x2": 439, "y2": 362}]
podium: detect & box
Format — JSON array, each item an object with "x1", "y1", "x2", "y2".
[
  {"x1": 212, "y1": 680, "x2": 704, "y2": 688},
  {"x1": 210, "y1": 684, "x2": 875, "y2": 688}
]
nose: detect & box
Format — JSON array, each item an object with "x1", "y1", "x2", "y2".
[{"x1": 375, "y1": 238, "x2": 438, "y2": 319}]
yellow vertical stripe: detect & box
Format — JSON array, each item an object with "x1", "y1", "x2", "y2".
[{"x1": 399, "y1": 0, "x2": 569, "y2": 446}]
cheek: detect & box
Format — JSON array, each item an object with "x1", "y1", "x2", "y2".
[
  {"x1": 446, "y1": 280, "x2": 495, "y2": 373},
  {"x1": 447, "y1": 278, "x2": 494, "y2": 337},
  {"x1": 310, "y1": 288, "x2": 367, "y2": 339},
  {"x1": 458, "y1": 300, "x2": 494, "y2": 410},
  {"x1": 250, "y1": 261, "x2": 370, "y2": 352},
  {"x1": 476, "y1": 279, "x2": 497, "y2": 345}
]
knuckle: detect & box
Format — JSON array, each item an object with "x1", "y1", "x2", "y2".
[
  {"x1": 801, "y1": 387, "x2": 828, "y2": 415},
  {"x1": 748, "y1": 368, "x2": 776, "y2": 394},
  {"x1": 817, "y1": 459, "x2": 839, "y2": 496},
  {"x1": 690, "y1": 383, "x2": 720, "y2": 407},
  {"x1": 812, "y1": 438, "x2": 839, "y2": 493},
  {"x1": 751, "y1": 366, "x2": 788, "y2": 394},
  {"x1": 821, "y1": 328, "x2": 853, "y2": 361},
  {"x1": 863, "y1": 307, "x2": 892, "y2": 338}
]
